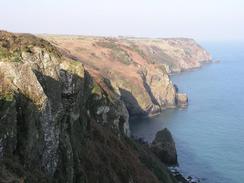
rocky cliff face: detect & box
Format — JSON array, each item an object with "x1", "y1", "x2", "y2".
[
  {"x1": 134, "y1": 38, "x2": 212, "y2": 73},
  {"x1": 42, "y1": 36, "x2": 211, "y2": 116},
  {"x1": 0, "y1": 31, "x2": 179, "y2": 183}
]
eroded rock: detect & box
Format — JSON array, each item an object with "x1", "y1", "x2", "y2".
[
  {"x1": 176, "y1": 93, "x2": 188, "y2": 107},
  {"x1": 150, "y1": 128, "x2": 178, "y2": 165}
]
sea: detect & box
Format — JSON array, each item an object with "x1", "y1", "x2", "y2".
[{"x1": 130, "y1": 41, "x2": 244, "y2": 183}]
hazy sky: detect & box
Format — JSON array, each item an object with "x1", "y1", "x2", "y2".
[{"x1": 0, "y1": 0, "x2": 243, "y2": 41}]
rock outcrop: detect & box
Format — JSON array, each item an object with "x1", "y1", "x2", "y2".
[
  {"x1": 150, "y1": 128, "x2": 178, "y2": 165},
  {"x1": 0, "y1": 31, "x2": 180, "y2": 183},
  {"x1": 42, "y1": 35, "x2": 211, "y2": 116},
  {"x1": 176, "y1": 93, "x2": 188, "y2": 107}
]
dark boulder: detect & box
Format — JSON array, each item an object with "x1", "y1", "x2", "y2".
[{"x1": 150, "y1": 128, "x2": 178, "y2": 165}]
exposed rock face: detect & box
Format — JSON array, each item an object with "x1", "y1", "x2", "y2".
[
  {"x1": 176, "y1": 93, "x2": 188, "y2": 107},
  {"x1": 0, "y1": 31, "x2": 179, "y2": 183},
  {"x1": 42, "y1": 35, "x2": 211, "y2": 116},
  {"x1": 150, "y1": 128, "x2": 178, "y2": 165}
]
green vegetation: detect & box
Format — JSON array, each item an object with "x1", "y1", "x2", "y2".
[
  {"x1": 0, "y1": 92, "x2": 14, "y2": 102},
  {"x1": 17, "y1": 33, "x2": 61, "y2": 57},
  {"x1": 91, "y1": 82, "x2": 102, "y2": 95},
  {"x1": 146, "y1": 46, "x2": 176, "y2": 68},
  {"x1": 111, "y1": 49, "x2": 132, "y2": 65},
  {"x1": 157, "y1": 64, "x2": 168, "y2": 74},
  {"x1": 96, "y1": 40, "x2": 119, "y2": 50},
  {"x1": 0, "y1": 48, "x2": 8, "y2": 58},
  {"x1": 0, "y1": 47, "x2": 22, "y2": 62},
  {"x1": 0, "y1": 90, "x2": 14, "y2": 113},
  {"x1": 129, "y1": 43, "x2": 146, "y2": 59},
  {"x1": 0, "y1": 31, "x2": 61, "y2": 63},
  {"x1": 0, "y1": 72, "x2": 14, "y2": 102},
  {"x1": 96, "y1": 40, "x2": 133, "y2": 65}
]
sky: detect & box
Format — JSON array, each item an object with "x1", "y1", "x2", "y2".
[{"x1": 0, "y1": 0, "x2": 243, "y2": 41}]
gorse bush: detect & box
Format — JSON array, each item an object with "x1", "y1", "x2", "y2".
[
  {"x1": 0, "y1": 31, "x2": 61, "y2": 63},
  {"x1": 0, "y1": 73, "x2": 13, "y2": 102},
  {"x1": 96, "y1": 40, "x2": 133, "y2": 65}
]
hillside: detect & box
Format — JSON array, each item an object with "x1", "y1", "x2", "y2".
[
  {"x1": 0, "y1": 31, "x2": 182, "y2": 183},
  {"x1": 41, "y1": 35, "x2": 211, "y2": 116}
]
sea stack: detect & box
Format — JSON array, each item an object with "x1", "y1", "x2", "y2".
[
  {"x1": 176, "y1": 93, "x2": 188, "y2": 107},
  {"x1": 150, "y1": 128, "x2": 178, "y2": 165}
]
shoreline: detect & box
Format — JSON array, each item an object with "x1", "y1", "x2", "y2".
[
  {"x1": 132, "y1": 135, "x2": 202, "y2": 183},
  {"x1": 169, "y1": 166, "x2": 202, "y2": 183},
  {"x1": 130, "y1": 60, "x2": 213, "y2": 120},
  {"x1": 130, "y1": 61, "x2": 213, "y2": 183},
  {"x1": 169, "y1": 60, "x2": 213, "y2": 76}
]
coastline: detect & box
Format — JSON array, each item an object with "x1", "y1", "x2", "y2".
[
  {"x1": 130, "y1": 60, "x2": 213, "y2": 183},
  {"x1": 0, "y1": 30, "x2": 213, "y2": 183},
  {"x1": 169, "y1": 60, "x2": 213, "y2": 76},
  {"x1": 129, "y1": 59, "x2": 212, "y2": 120}
]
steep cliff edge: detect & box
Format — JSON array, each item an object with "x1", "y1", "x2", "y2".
[
  {"x1": 0, "y1": 31, "x2": 179, "y2": 183},
  {"x1": 42, "y1": 35, "x2": 211, "y2": 116}
]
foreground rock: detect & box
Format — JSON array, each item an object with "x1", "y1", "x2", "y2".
[
  {"x1": 0, "y1": 31, "x2": 179, "y2": 183},
  {"x1": 151, "y1": 128, "x2": 178, "y2": 165}
]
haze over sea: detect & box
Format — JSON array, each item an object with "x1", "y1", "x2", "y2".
[{"x1": 130, "y1": 41, "x2": 244, "y2": 183}]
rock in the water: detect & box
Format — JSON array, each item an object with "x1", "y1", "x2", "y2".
[
  {"x1": 150, "y1": 128, "x2": 178, "y2": 165},
  {"x1": 176, "y1": 93, "x2": 188, "y2": 107}
]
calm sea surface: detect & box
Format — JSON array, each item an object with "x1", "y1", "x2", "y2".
[{"x1": 130, "y1": 42, "x2": 244, "y2": 183}]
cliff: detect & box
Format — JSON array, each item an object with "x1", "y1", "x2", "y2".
[
  {"x1": 42, "y1": 35, "x2": 211, "y2": 116},
  {"x1": 0, "y1": 31, "x2": 179, "y2": 183}
]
